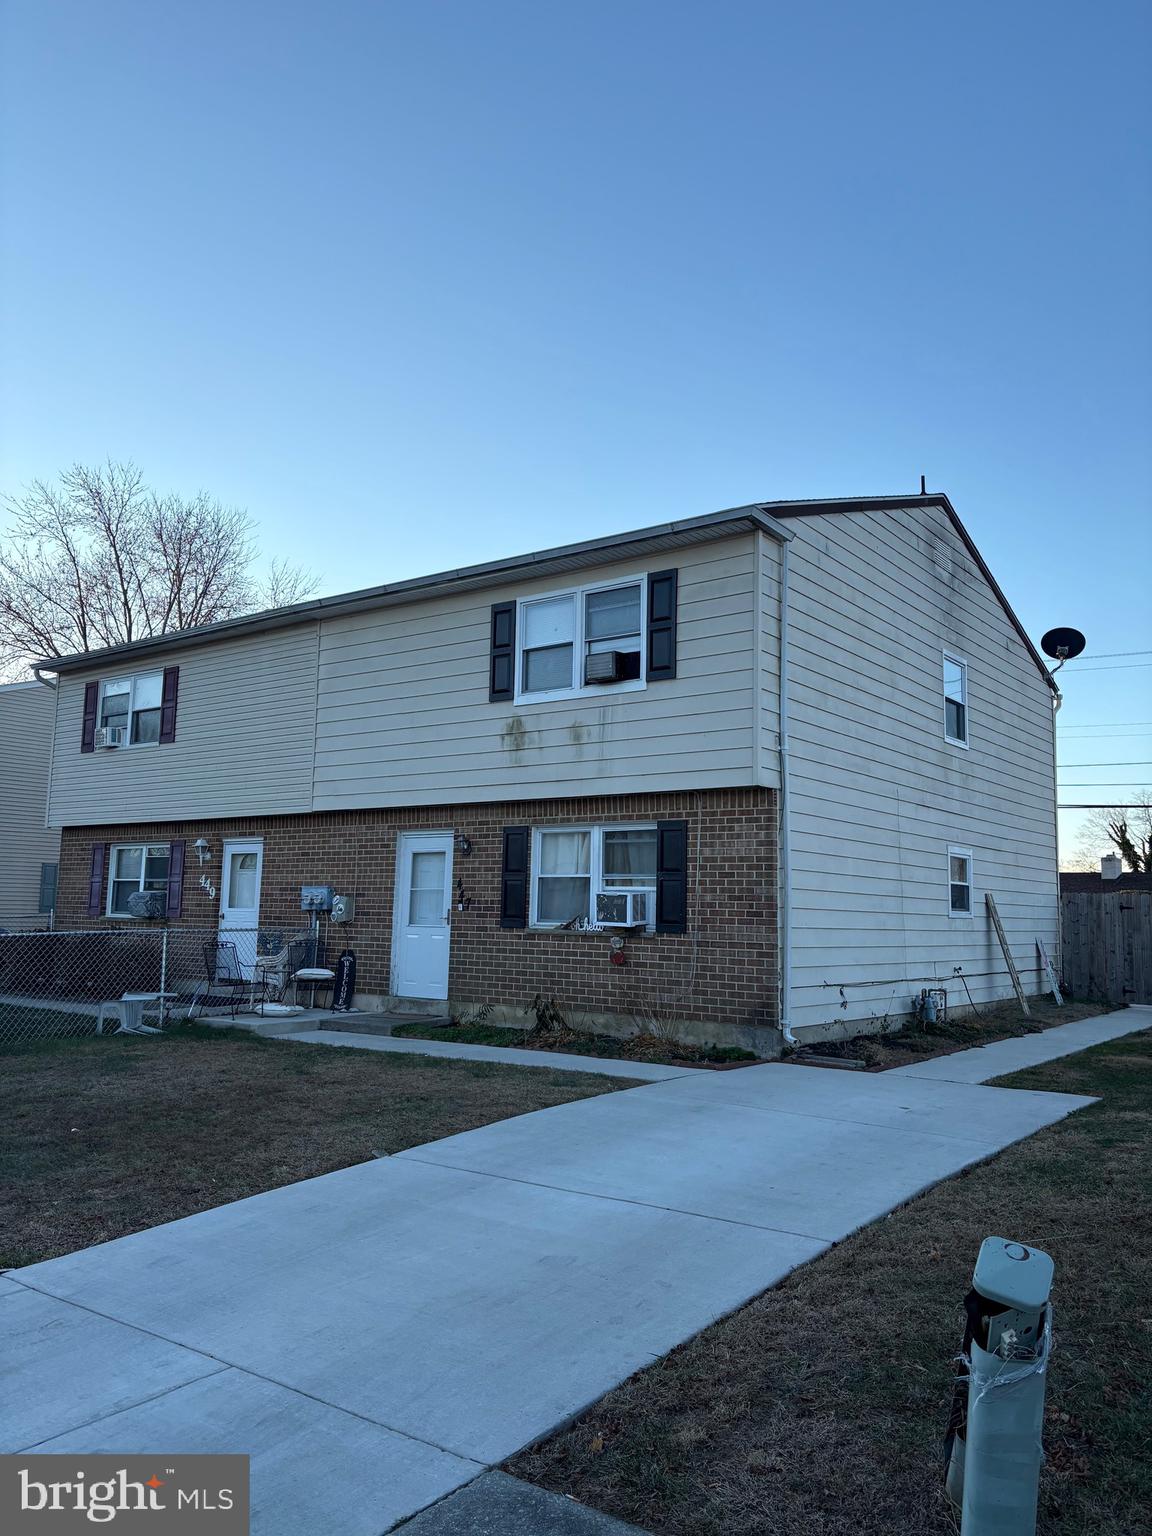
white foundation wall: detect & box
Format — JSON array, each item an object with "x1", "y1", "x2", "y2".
[{"x1": 782, "y1": 504, "x2": 1059, "y2": 1036}]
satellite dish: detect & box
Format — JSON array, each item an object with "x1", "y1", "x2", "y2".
[{"x1": 1040, "y1": 627, "x2": 1086, "y2": 661}]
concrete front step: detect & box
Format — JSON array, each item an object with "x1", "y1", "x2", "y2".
[{"x1": 318, "y1": 1017, "x2": 451, "y2": 1037}]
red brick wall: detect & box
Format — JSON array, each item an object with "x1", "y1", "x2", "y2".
[{"x1": 56, "y1": 788, "x2": 779, "y2": 1030}]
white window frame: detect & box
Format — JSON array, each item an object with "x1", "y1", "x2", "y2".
[
  {"x1": 947, "y1": 845, "x2": 974, "y2": 918},
  {"x1": 106, "y1": 842, "x2": 170, "y2": 918},
  {"x1": 529, "y1": 824, "x2": 658, "y2": 930},
  {"x1": 98, "y1": 672, "x2": 164, "y2": 749},
  {"x1": 514, "y1": 576, "x2": 647, "y2": 705},
  {"x1": 943, "y1": 650, "x2": 969, "y2": 749}
]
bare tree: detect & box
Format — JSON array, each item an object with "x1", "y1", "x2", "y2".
[
  {"x1": 0, "y1": 461, "x2": 315, "y2": 675},
  {"x1": 1074, "y1": 792, "x2": 1152, "y2": 874}
]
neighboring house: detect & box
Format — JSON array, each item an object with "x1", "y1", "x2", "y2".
[
  {"x1": 0, "y1": 681, "x2": 62, "y2": 928},
  {"x1": 37, "y1": 493, "x2": 1060, "y2": 1046},
  {"x1": 1060, "y1": 867, "x2": 1152, "y2": 895}
]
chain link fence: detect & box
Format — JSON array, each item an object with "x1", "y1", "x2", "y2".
[{"x1": 0, "y1": 925, "x2": 326, "y2": 1045}]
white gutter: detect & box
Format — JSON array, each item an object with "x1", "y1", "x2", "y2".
[{"x1": 778, "y1": 541, "x2": 797, "y2": 1045}]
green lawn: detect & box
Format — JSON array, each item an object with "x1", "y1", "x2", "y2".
[
  {"x1": 510, "y1": 1027, "x2": 1152, "y2": 1536},
  {"x1": 0, "y1": 1025, "x2": 639, "y2": 1268}
]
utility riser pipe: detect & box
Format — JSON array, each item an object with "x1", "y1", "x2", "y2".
[{"x1": 948, "y1": 1235, "x2": 1054, "y2": 1536}]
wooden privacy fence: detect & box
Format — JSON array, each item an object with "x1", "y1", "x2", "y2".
[{"x1": 1060, "y1": 890, "x2": 1152, "y2": 1005}]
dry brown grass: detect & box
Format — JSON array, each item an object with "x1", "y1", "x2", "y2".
[
  {"x1": 0, "y1": 1025, "x2": 637, "y2": 1269},
  {"x1": 510, "y1": 1028, "x2": 1152, "y2": 1536},
  {"x1": 803, "y1": 997, "x2": 1118, "y2": 1071}
]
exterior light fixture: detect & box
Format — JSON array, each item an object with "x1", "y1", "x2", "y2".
[{"x1": 194, "y1": 838, "x2": 212, "y2": 867}]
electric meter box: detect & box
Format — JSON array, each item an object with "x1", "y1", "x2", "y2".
[
  {"x1": 300, "y1": 885, "x2": 335, "y2": 912},
  {"x1": 331, "y1": 894, "x2": 355, "y2": 924}
]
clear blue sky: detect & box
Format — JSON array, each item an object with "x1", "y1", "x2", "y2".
[{"x1": 2, "y1": 0, "x2": 1150, "y2": 858}]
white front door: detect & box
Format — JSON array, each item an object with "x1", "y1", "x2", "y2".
[
  {"x1": 393, "y1": 832, "x2": 453, "y2": 999},
  {"x1": 219, "y1": 840, "x2": 263, "y2": 977}
]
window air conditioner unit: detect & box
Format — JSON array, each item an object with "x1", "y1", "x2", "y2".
[
  {"x1": 126, "y1": 889, "x2": 167, "y2": 919},
  {"x1": 595, "y1": 891, "x2": 650, "y2": 927},
  {"x1": 94, "y1": 726, "x2": 126, "y2": 749},
  {"x1": 584, "y1": 650, "x2": 629, "y2": 685}
]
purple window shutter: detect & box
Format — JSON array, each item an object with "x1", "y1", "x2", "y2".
[
  {"x1": 159, "y1": 666, "x2": 180, "y2": 744},
  {"x1": 81, "y1": 681, "x2": 99, "y2": 752},
  {"x1": 166, "y1": 839, "x2": 186, "y2": 918},
  {"x1": 87, "y1": 843, "x2": 108, "y2": 916}
]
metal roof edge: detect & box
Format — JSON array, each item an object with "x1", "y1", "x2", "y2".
[
  {"x1": 35, "y1": 504, "x2": 793, "y2": 672},
  {"x1": 764, "y1": 494, "x2": 1059, "y2": 695},
  {"x1": 33, "y1": 491, "x2": 1052, "y2": 694}
]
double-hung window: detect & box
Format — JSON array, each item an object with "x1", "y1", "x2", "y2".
[
  {"x1": 531, "y1": 825, "x2": 658, "y2": 928},
  {"x1": 518, "y1": 579, "x2": 644, "y2": 700},
  {"x1": 100, "y1": 673, "x2": 163, "y2": 745},
  {"x1": 108, "y1": 844, "x2": 170, "y2": 916},
  {"x1": 948, "y1": 847, "x2": 973, "y2": 916},
  {"x1": 943, "y1": 653, "x2": 968, "y2": 746}
]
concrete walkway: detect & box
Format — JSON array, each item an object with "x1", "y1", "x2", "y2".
[
  {"x1": 4, "y1": 1009, "x2": 1143, "y2": 1534},
  {"x1": 274, "y1": 1027, "x2": 705, "y2": 1081},
  {"x1": 889, "y1": 1004, "x2": 1151, "y2": 1084}
]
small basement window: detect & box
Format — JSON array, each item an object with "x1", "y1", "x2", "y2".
[
  {"x1": 108, "y1": 844, "x2": 170, "y2": 917},
  {"x1": 948, "y1": 847, "x2": 973, "y2": 916},
  {"x1": 100, "y1": 673, "x2": 163, "y2": 745},
  {"x1": 943, "y1": 653, "x2": 968, "y2": 746}
]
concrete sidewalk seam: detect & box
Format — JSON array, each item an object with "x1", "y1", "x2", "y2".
[
  {"x1": 394, "y1": 1150, "x2": 861, "y2": 1244},
  {"x1": 8, "y1": 1280, "x2": 488, "y2": 1466},
  {"x1": 16, "y1": 1367, "x2": 232, "y2": 1454}
]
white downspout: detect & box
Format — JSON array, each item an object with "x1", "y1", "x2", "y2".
[{"x1": 778, "y1": 541, "x2": 796, "y2": 1045}]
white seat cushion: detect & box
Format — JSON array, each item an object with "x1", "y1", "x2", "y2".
[{"x1": 294, "y1": 968, "x2": 336, "y2": 981}]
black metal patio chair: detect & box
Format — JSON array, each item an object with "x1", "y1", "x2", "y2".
[{"x1": 189, "y1": 940, "x2": 264, "y2": 1020}]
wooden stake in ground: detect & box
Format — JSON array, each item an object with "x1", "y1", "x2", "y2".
[
  {"x1": 985, "y1": 893, "x2": 1031, "y2": 1018},
  {"x1": 1036, "y1": 937, "x2": 1064, "y2": 1005}
]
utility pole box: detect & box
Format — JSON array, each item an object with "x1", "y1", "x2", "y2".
[{"x1": 946, "y1": 1236, "x2": 1054, "y2": 1536}]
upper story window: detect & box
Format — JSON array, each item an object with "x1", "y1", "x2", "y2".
[
  {"x1": 531, "y1": 824, "x2": 658, "y2": 929},
  {"x1": 518, "y1": 579, "x2": 645, "y2": 700},
  {"x1": 82, "y1": 666, "x2": 179, "y2": 753},
  {"x1": 100, "y1": 673, "x2": 163, "y2": 746},
  {"x1": 948, "y1": 847, "x2": 973, "y2": 916},
  {"x1": 943, "y1": 653, "x2": 968, "y2": 746},
  {"x1": 108, "y1": 843, "x2": 170, "y2": 916}
]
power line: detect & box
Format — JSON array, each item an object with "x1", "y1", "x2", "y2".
[
  {"x1": 1059, "y1": 803, "x2": 1149, "y2": 809},
  {"x1": 1065, "y1": 662, "x2": 1152, "y2": 672},
  {"x1": 1057, "y1": 761, "x2": 1152, "y2": 767},
  {"x1": 1076, "y1": 649, "x2": 1152, "y2": 659},
  {"x1": 1059, "y1": 720, "x2": 1152, "y2": 728},
  {"x1": 1059, "y1": 781, "x2": 1152, "y2": 786}
]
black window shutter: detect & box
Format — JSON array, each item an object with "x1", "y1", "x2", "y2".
[
  {"x1": 166, "y1": 839, "x2": 186, "y2": 918},
  {"x1": 489, "y1": 602, "x2": 516, "y2": 702},
  {"x1": 500, "y1": 826, "x2": 529, "y2": 929},
  {"x1": 39, "y1": 862, "x2": 59, "y2": 914},
  {"x1": 88, "y1": 842, "x2": 108, "y2": 916},
  {"x1": 655, "y1": 819, "x2": 688, "y2": 934},
  {"x1": 159, "y1": 666, "x2": 180, "y2": 743},
  {"x1": 647, "y1": 569, "x2": 678, "y2": 681},
  {"x1": 81, "y1": 681, "x2": 99, "y2": 752}
]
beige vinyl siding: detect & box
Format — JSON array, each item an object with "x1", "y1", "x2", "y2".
[
  {"x1": 0, "y1": 683, "x2": 61, "y2": 923},
  {"x1": 784, "y1": 504, "x2": 1058, "y2": 1033},
  {"x1": 755, "y1": 530, "x2": 782, "y2": 786},
  {"x1": 313, "y1": 536, "x2": 761, "y2": 808},
  {"x1": 47, "y1": 626, "x2": 320, "y2": 827}
]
